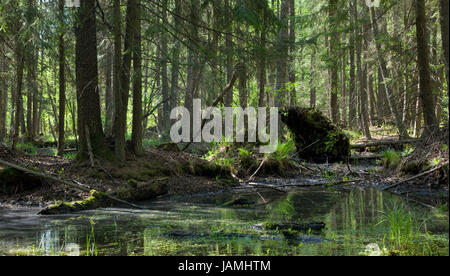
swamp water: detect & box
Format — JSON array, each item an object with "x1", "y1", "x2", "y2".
[{"x1": 0, "y1": 187, "x2": 448, "y2": 256}]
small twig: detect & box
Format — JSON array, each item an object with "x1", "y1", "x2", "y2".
[{"x1": 246, "y1": 157, "x2": 268, "y2": 182}]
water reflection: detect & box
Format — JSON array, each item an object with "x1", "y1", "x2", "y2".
[{"x1": 0, "y1": 188, "x2": 447, "y2": 256}]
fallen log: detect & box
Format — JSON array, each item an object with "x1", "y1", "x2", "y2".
[
  {"x1": 0, "y1": 159, "x2": 147, "y2": 210},
  {"x1": 247, "y1": 178, "x2": 365, "y2": 191},
  {"x1": 382, "y1": 162, "x2": 449, "y2": 191},
  {"x1": 349, "y1": 154, "x2": 383, "y2": 160},
  {"x1": 351, "y1": 138, "x2": 421, "y2": 150}
]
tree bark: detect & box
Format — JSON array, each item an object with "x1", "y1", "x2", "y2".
[
  {"x1": 75, "y1": 0, "x2": 109, "y2": 160},
  {"x1": 416, "y1": 0, "x2": 438, "y2": 136},
  {"x1": 57, "y1": 0, "x2": 66, "y2": 156},
  {"x1": 439, "y1": 0, "x2": 449, "y2": 94},
  {"x1": 113, "y1": 0, "x2": 126, "y2": 163},
  {"x1": 275, "y1": 0, "x2": 289, "y2": 108},
  {"x1": 131, "y1": 0, "x2": 143, "y2": 156}
]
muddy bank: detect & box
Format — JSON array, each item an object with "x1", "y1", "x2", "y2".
[{"x1": 0, "y1": 145, "x2": 237, "y2": 211}]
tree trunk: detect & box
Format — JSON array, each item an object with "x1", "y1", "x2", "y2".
[
  {"x1": 328, "y1": 0, "x2": 339, "y2": 124},
  {"x1": 416, "y1": 0, "x2": 438, "y2": 136},
  {"x1": 348, "y1": 0, "x2": 357, "y2": 129},
  {"x1": 113, "y1": 0, "x2": 126, "y2": 163},
  {"x1": 275, "y1": 0, "x2": 289, "y2": 108},
  {"x1": 12, "y1": 40, "x2": 25, "y2": 150},
  {"x1": 370, "y1": 7, "x2": 407, "y2": 138},
  {"x1": 131, "y1": 0, "x2": 143, "y2": 156},
  {"x1": 57, "y1": 0, "x2": 66, "y2": 157},
  {"x1": 75, "y1": 0, "x2": 109, "y2": 160},
  {"x1": 440, "y1": 0, "x2": 449, "y2": 94},
  {"x1": 160, "y1": 0, "x2": 169, "y2": 133},
  {"x1": 224, "y1": 0, "x2": 233, "y2": 107},
  {"x1": 288, "y1": 0, "x2": 296, "y2": 106},
  {"x1": 104, "y1": 41, "x2": 113, "y2": 136},
  {"x1": 309, "y1": 49, "x2": 316, "y2": 109}
]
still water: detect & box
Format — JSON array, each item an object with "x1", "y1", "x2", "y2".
[{"x1": 0, "y1": 188, "x2": 448, "y2": 256}]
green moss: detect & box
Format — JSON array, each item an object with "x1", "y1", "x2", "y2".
[
  {"x1": 127, "y1": 179, "x2": 138, "y2": 188},
  {"x1": 281, "y1": 107, "x2": 350, "y2": 161},
  {"x1": 39, "y1": 190, "x2": 110, "y2": 215}
]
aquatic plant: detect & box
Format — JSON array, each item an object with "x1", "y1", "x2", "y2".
[{"x1": 377, "y1": 204, "x2": 440, "y2": 256}]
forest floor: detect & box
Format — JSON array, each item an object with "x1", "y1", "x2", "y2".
[
  {"x1": 0, "y1": 125, "x2": 448, "y2": 211},
  {"x1": 0, "y1": 145, "x2": 236, "y2": 208}
]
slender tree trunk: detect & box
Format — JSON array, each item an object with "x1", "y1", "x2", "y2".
[
  {"x1": 416, "y1": 0, "x2": 438, "y2": 136},
  {"x1": 12, "y1": 40, "x2": 25, "y2": 150},
  {"x1": 131, "y1": 0, "x2": 143, "y2": 155},
  {"x1": 170, "y1": 0, "x2": 181, "y2": 111},
  {"x1": 258, "y1": 27, "x2": 266, "y2": 108},
  {"x1": 0, "y1": 61, "x2": 6, "y2": 142},
  {"x1": 57, "y1": 0, "x2": 66, "y2": 156},
  {"x1": 370, "y1": 7, "x2": 407, "y2": 137},
  {"x1": 309, "y1": 49, "x2": 316, "y2": 109},
  {"x1": 113, "y1": 0, "x2": 126, "y2": 163},
  {"x1": 440, "y1": 0, "x2": 449, "y2": 93},
  {"x1": 341, "y1": 45, "x2": 347, "y2": 127},
  {"x1": 104, "y1": 41, "x2": 113, "y2": 136},
  {"x1": 224, "y1": 0, "x2": 233, "y2": 107},
  {"x1": 288, "y1": 0, "x2": 296, "y2": 106},
  {"x1": 275, "y1": 0, "x2": 289, "y2": 108},
  {"x1": 356, "y1": 20, "x2": 371, "y2": 140},
  {"x1": 328, "y1": 0, "x2": 339, "y2": 124},
  {"x1": 348, "y1": 0, "x2": 357, "y2": 129},
  {"x1": 160, "y1": 0, "x2": 169, "y2": 133}
]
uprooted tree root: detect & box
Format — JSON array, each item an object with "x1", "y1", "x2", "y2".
[{"x1": 280, "y1": 107, "x2": 350, "y2": 162}]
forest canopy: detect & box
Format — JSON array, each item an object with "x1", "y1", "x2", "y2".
[{"x1": 0, "y1": 0, "x2": 448, "y2": 161}]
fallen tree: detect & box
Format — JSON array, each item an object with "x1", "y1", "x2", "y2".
[{"x1": 351, "y1": 138, "x2": 422, "y2": 150}]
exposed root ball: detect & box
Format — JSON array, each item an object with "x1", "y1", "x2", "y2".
[{"x1": 281, "y1": 107, "x2": 350, "y2": 162}]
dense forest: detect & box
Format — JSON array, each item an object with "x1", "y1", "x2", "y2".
[
  {"x1": 0, "y1": 0, "x2": 448, "y2": 155},
  {"x1": 0, "y1": 0, "x2": 448, "y2": 256}
]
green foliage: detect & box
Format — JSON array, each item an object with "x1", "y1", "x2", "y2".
[
  {"x1": 377, "y1": 204, "x2": 439, "y2": 256},
  {"x1": 16, "y1": 142, "x2": 38, "y2": 155},
  {"x1": 381, "y1": 150, "x2": 402, "y2": 169},
  {"x1": 269, "y1": 140, "x2": 296, "y2": 161}
]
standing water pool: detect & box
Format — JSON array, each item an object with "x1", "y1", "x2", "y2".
[{"x1": 0, "y1": 188, "x2": 448, "y2": 256}]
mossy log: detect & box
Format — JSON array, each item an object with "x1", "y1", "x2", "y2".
[
  {"x1": 262, "y1": 222, "x2": 326, "y2": 232},
  {"x1": 114, "y1": 180, "x2": 169, "y2": 201},
  {"x1": 38, "y1": 190, "x2": 112, "y2": 215},
  {"x1": 281, "y1": 107, "x2": 350, "y2": 162},
  {"x1": 38, "y1": 181, "x2": 169, "y2": 215}
]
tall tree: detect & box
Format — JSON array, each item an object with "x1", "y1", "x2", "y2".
[
  {"x1": 370, "y1": 7, "x2": 407, "y2": 138},
  {"x1": 57, "y1": 0, "x2": 66, "y2": 156},
  {"x1": 75, "y1": 0, "x2": 108, "y2": 160},
  {"x1": 416, "y1": 0, "x2": 438, "y2": 136},
  {"x1": 113, "y1": 0, "x2": 126, "y2": 163},
  {"x1": 275, "y1": 0, "x2": 288, "y2": 108},
  {"x1": 131, "y1": 0, "x2": 143, "y2": 155},
  {"x1": 328, "y1": 0, "x2": 339, "y2": 124},
  {"x1": 439, "y1": 0, "x2": 449, "y2": 94}
]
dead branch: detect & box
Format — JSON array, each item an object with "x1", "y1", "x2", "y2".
[{"x1": 382, "y1": 162, "x2": 449, "y2": 191}]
